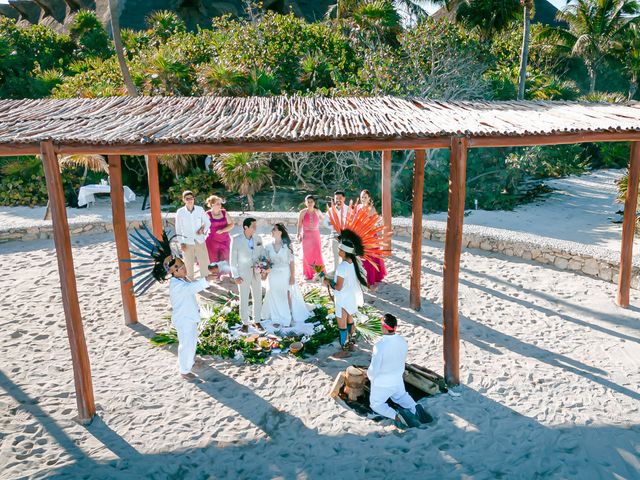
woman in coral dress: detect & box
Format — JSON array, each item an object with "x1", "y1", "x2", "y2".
[
  {"x1": 296, "y1": 195, "x2": 324, "y2": 280},
  {"x1": 358, "y1": 189, "x2": 387, "y2": 291},
  {"x1": 205, "y1": 195, "x2": 234, "y2": 266}
]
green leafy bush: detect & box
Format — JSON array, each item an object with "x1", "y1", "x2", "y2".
[{"x1": 167, "y1": 169, "x2": 221, "y2": 207}]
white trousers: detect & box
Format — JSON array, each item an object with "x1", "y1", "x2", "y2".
[
  {"x1": 183, "y1": 242, "x2": 209, "y2": 280},
  {"x1": 331, "y1": 238, "x2": 340, "y2": 272},
  {"x1": 369, "y1": 383, "x2": 416, "y2": 420},
  {"x1": 238, "y1": 274, "x2": 262, "y2": 325},
  {"x1": 175, "y1": 321, "x2": 198, "y2": 374}
]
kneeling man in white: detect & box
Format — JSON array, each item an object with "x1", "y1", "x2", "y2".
[{"x1": 367, "y1": 313, "x2": 432, "y2": 427}]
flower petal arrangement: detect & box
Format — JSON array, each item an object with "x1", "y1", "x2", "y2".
[{"x1": 150, "y1": 288, "x2": 382, "y2": 364}]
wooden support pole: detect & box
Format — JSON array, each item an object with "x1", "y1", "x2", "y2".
[
  {"x1": 146, "y1": 154, "x2": 163, "y2": 240},
  {"x1": 410, "y1": 150, "x2": 426, "y2": 310},
  {"x1": 442, "y1": 137, "x2": 468, "y2": 386},
  {"x1": 40, "y1": 141, "x2": 96, "y2": 422},
  {"x1": 617, "y1": 142, "x2": 640, "y2": 307},
  {"x1": 381, "y1": 150, "x2": 392, "y2": 250},
  {"x1": 108, "y1": 155, "x2": 138, "y2": 325}
]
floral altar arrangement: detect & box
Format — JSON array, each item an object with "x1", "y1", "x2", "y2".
[{"x1": 150, "y1": 288, "x2": 382, "y2": 364}]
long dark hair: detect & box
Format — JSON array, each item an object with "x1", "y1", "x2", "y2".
[
  {"x1": 274, "y1": 223, "x2": 293, "y2": 254},
  {"x1": 340, "y1": 239, "x2": 368, "y2": 288}
]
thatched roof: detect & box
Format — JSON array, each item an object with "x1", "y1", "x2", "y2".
[{"x1": 1, "y1": 96, "x2": 640, "y2": 152}]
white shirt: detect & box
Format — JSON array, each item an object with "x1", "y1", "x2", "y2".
[
  {"x1": 169, "y1": 277, "x2": 208, "y2": 325},
  {"x1": 324, "y1": 204, "x2": 348, "y2": 236},
  {"x1": 175, "y1": 205, "x2": 210, "y2": 245},
  {"x1": 367, "y1": 334, "x2": 408, "y2": 388}
]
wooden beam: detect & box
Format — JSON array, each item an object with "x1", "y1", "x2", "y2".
[
  {"x1": 108, "y1": 155, "x2": 138, "y2": 325},
  {"x1": 617, "y1": 142, "x2": 640, "y2": 307},
  {"x1": 468, "y1": 131, "x2": 640, "y2": 148},
  {"x1": 442, "y1": 137, "x2": 468, "y2": 386},
  {"x1": 381, "y1": 150, "x2": 392, "y2": 250},
  {"x1": 146, "y1": 154, "x2": 163, "y2": 240},
  {"x1": 40, "y1": 141, "x2": 95, "y2": 422},
  {"x1": 410, "y1": 150, "x2": 426, "y2": 310},
  {"x1": 6, "y1": 131, "x2": 640, "y2": 158}
]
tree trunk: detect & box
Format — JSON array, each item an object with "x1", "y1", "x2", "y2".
[
  {"x1": 588, "y1": 66, "x2": 597, "y2": 94},
  {"x1": 629, "y1": 78, "x2": 637, "y2": 100},
  {"x1": 518, "y1": 7, "x2": 531, "y2": 100},
  {"x1": 108, "y1": 0, "x2": 137, "y2": 97},
  {"x1": 247, "y1": 194, "x2": 255, "y2": 211}
]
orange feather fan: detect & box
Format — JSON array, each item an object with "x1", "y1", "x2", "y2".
[{"x1": 327, "y1": 200, "x2": 391, "y2": 268}]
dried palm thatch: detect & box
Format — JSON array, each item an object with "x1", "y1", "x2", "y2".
[
  {"x1": 58, "y1": 154, "x2": 108, "y2": 173},
  {"x1": 1, "y1": 96, "x2": 640, "y2": 149}
]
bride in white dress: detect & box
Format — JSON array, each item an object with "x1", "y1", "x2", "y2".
[{"x1": 261, "y1": 223, "x2": 311, "y2": 328}]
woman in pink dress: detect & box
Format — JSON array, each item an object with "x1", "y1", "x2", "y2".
[
  {"x1": 205, "y1": 195, "x2": 234, "y2": 268},
  {"x1": 296, "y1": 195, "x2": 324, "y2": 280},
  {"x1": 359, "y1": 189, "x2": 387, "y2": 291}
]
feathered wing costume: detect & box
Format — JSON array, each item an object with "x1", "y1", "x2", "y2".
[
  {"x1": 326, "y1": 200, "x2": 391, "y2": 282},
  {"x1": 120, "y1": 223, "x2": 178, "y2": 296}
]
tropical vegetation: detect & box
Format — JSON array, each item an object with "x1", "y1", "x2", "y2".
[{"x1": 0, "y1": 1, "x2": 638, "y2": 212}]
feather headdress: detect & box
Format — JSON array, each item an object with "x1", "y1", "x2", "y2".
[
  {"x1": 326, "y1": 200, "x2": 391, "y2": 267},
  {"x1": 120, "y1": 223, "x2": 178, "y2": 296}
]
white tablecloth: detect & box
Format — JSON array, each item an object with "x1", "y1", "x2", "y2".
[{"x1": 77, "y1": 184, "x2": 136, "y2": 207}]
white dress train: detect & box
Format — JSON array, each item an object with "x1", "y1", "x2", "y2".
[{"x1": 261, "y1": 242, "x2": 311, "y2": 327}]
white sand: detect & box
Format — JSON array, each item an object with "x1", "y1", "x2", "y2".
[
  {"x1": 1, "y1": 222, "x2": 639, "y2": 478},
  {"x1": 431, "y1": 169, "x2": 632, "y2": 252}
]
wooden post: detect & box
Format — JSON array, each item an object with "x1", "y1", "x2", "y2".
[
  {"x1": 108, "y1": 155, "x2": 138, "y2": 325},
  {"x1": 410, "y1": 150, "x2": 426, "y2": 310},
  {"x1": 617, "y1": 142, "x2": 640, "y2": 307},
  {"x1": 40, "y1": 141, "x2": 96, "y2": 422},
  {"x1": 381, "y1": 150, "x2": 392, "y2": 249},
  {"x1": 146, "y1": 154, "x2": 163, "y2": 239},
  {"x1": 442, "y1": 137, "x2": 468, "y2": 386}
]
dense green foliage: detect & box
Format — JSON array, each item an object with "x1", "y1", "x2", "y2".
[{"x1": 0, "y1": 3, "x2": 638, "y2": 211}]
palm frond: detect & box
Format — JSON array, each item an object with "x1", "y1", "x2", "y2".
[
  {"x1": 355, "y1": 312, "x2": 383, "y2": 343},
  {"x1": 58, "y1": 154, "x2": 108, "y2": 173}
]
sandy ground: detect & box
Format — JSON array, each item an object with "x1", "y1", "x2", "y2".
[
  {"x1": 431, "y1": 169, "x2": 631, "y2": 252},
  {"x1": 0, "y1": 220, "x2": 639, "y2": 479}
]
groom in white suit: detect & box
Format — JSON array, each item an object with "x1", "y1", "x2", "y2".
[{"x1": 231, "y1": 217, "x2": 265, "y2": 332}]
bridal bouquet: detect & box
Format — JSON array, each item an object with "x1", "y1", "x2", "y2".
[{"x1": 255, "y1": 256, "x2": 273, "y2": 279}]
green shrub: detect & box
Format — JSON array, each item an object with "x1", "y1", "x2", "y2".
[
  {"x1": 167, "y1": 169, "x2": 221, "y2": 208},
  {"x1": 0, "y1": 176, "x2": 49, "y2": 207},
  {"x1": 506, "y1": 144, "x2": 590, "y2": 179}
]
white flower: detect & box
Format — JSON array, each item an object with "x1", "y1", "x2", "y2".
[
  {"x1": 220, "y1": 306, "x2": 232, "y2": 316},
  {"x1": 200, "y1": 304, "x2": 215, "y2": 319},
  {"x1": 314, "y1": 325, "x2": 325, "y2": 333},
  {"x1": 301, "y1": 335, "x2": 311, "y2": 343},
  {"x1": 326, "y1": 313, "x2": 336, "y2": 320},
  {"x1": 229, "y1": 300, "x2": 239, "y2": 308}
]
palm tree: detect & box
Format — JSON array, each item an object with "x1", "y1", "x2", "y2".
[
  {"x1": 615, "y1": 22, "x2": 640, "y2": 99},
  {"x1": 107, "y1": 0, "x2": 137, "y2": 96},
  {"x1": 212, "y1": 153, "x2": 273, "y2": 210},
  {"x1": 455, "y1": 0, "x2": 521, "y2": 42},
  {"x1": 157, "y1": 154, "x2": 197, "y2": 178},
  {"x1": 518, "y1": 0, "x2": 534, "y2": 99},
  {"x1": 547, "y1": 0, "x2": 640, "y2": 93},
  {"x1": 327, "y1": 0, "x2": 403, "y2": 46}
]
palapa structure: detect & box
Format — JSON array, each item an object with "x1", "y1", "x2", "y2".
[{"x1": 1, "y1": 95, "x2": 639, "y2": 422}]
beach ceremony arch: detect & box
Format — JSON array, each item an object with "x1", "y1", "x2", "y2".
[{"x1": 1, "y1": 96, "x2": 639, "y2": 422}]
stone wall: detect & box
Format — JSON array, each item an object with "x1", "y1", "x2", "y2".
[{"x1": 1, "y1": 211, "x2": 637, "y2": 289}]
